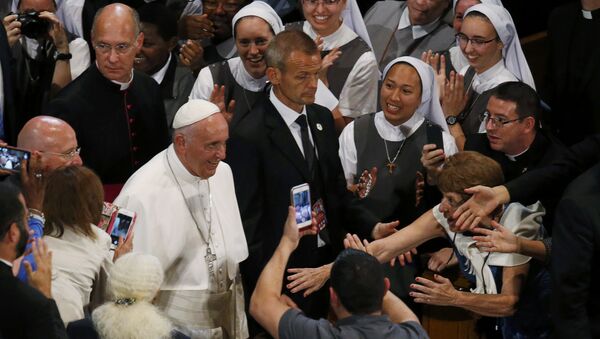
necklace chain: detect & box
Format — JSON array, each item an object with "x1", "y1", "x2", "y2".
[
  {"x1": 383, "y1": 138, "x2": 406, "y2": 164},
  {"x1": 166, "y1": 152, "x2": 213, "y2": 248}
]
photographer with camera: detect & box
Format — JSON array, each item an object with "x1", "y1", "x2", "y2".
[{"x1": 2, "y1": 0, "x2": 90, "y2": 129}]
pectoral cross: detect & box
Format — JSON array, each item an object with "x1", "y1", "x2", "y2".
[
  {"x1": 205, "y1": 247, "x2": 217, "y2": 278},
  {"x1": 386, "y1": 162, "x2": 397, "y2": 174}
]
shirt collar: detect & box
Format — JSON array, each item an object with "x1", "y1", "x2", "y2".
[
  {"x1": 166, "y1": 144, "x2": 204, "y2": 185},
  {"x1": 230, "y1": 57, "x2": 268, "y2": 92},
  {"x1": 398, "y1": 7, "x2": 441, "y2": 40},
  {"x1": 269, "y1": 88, "x2": 307, "y2": 127},
  {"x1": 469, "y1": 60, "x2": 517, "y2": 93},
  {"x1": 0, "y1": 258, "x2": 13, "y2": 268},
  {"x1": 505, "y1": 146, "x2": 529, "y2": 161},
  {"x1": 303, "y1": 20, "x2": 357, "y2": 49},
  {"x1": 374, "y1": 111, "x2": 424, "y2": 141},
  {"x1": 151, "y1": 53, "x2": 172, "y2": 85}
]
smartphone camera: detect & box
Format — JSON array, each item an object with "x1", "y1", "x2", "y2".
[{"x1": 17, "y1": 11, "x2": 50, "y2": 39}]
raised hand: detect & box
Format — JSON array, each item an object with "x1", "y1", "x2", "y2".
[
  {"x1": 178, "y1": 14, "x2": 214, "y2": 40},
  {"x1": 20, "y1": 154, "x2": 46, "y2": 211},
  {"x1": 421, "y1": 144, "x2": 444, "y2": 185},
  {"x1": 421, "y1": 50, "x2": 447, "y2": 99},
  {"x1": 209, "y1": 84, "x2": 236, "y2": 124},
  {"x1": 318, "y1": 47, "x2": 341, "y2": 87},
  {"x1": 24, "y1": 238, "x2": 53, "y2": 299},
  {"x1": 282, "y1": 206, "x2": 318, "y2": 250},
  {"x1": 113, "y1": 231, "x2": 134, "y2": 262},
  {"x1": 442, "y1": 71, "x2": 468, "y2": 118},
  {"x1": 3, "y1": 14, "x2": 21, "y2": 47},
  {"x1": 38, "y1": 11, "x2": 68, "y2": 53},
  {"x1": 179, "y1": 39, "x2": 204, "y2": 73}
]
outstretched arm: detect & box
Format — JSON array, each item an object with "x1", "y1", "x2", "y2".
[{"x1": 250, "y1": 207, "x2": 317, "y2": 339}]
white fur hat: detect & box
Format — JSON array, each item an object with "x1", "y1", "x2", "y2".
[{"x1": 108, "y1": 253, "x2": 164, "y2": 302}]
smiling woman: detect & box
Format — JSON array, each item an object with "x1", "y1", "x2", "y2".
[
  {"x1": 287, "y1": 0, "x2": 380, "y2": 121},
  {"x1": 446, "y1": 3, "x2": 536, "y2": 138}
]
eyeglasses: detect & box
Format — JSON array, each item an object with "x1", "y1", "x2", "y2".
[
  {"x1": 479, "y1": 112, "x2": 530, "y2": 128},
  {"x1": 40, "y1": 147, "x2": 81, "y2": 159},
  {"x1": 455, "y1": 33, "x2": 499, "y2": 48},
  {"x1": 93, "y1": 42, "x2": 135, "y2": 55},
  {"x1": 302, "y1": 0, "x2": 341, "y2": 8},
  {"x1": 203, "y1": 0, "x2": 241, "y2": 12}
]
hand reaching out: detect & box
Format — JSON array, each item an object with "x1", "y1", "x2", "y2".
[
  {"x1": 452, "y1": 185, "x2": 502, "y2": 231},
  {"x1": 371, "y1": 220, "x2": 399, "y2": 240},
  {"x1": 421, "y1": 144, "x2": 445, "y2": 186},
  {"x1": 286, "y1": 263, "x2": 332, "y2": 297},
  {"x1": 473, "y1": 220, "x2": 519, "y2": 254},
  {"x1": 427, "y1": 247, "x2": 456, "y2": 272},
  {"x1": 410, "y1": 274, "x2": 459, "y2": 306},
  {"x1": 179, "y1": 39, "x2": 204, "y2": 73}
]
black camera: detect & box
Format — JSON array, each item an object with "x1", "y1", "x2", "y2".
[{"x1": 17, "y1": 11, "x2": 50, "y2": 40}]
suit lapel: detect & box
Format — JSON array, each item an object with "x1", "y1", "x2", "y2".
[{"x1": 265, "y1": 101, "x2": 311, "y2": 181}]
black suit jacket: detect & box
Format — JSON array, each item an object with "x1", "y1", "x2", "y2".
[
  {"x1": 0, "y1": 23, "x2": 17, "y2": 144},
  {"x1": 0, "y1": 262, "x2": 67, "y2": 339},
  {"x1": 505, "y1": 134, "x2": 600, "y2": 207},
  {"x1": 227, "y1": 98, "x2": 377, "y2": 303},
  {"x1": 543, "y1": 3, "x2": 600, "y2": 145},
  {"x1": 551, "y1": 163, "x2": 600, "y2": 338}
]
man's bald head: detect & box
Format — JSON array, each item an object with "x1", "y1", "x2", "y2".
[
  {"x1": 91, "y1": 3, "x2": 143, "y2": 83},
  {"x1": 17, "y1": 116, "x2": 82, "y2": 171}
]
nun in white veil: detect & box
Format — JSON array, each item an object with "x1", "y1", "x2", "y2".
[
  {"x1": 448, "y1": 0, "x2": 505, "y2": 73},
  {"x1": 339, "y1": 56, "x2": 457, "y2": 187},
  {"x1": 293, "y1": 0, "x2": 380, "y2": 120}
]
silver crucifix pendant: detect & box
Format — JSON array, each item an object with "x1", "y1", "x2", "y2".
[{"x1": 205, "y1": 246, "x2": 217, "y2": 277}]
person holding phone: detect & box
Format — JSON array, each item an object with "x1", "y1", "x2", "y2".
[{"x1": 42, "y1": 166, "x2": 132, "y2": 325}]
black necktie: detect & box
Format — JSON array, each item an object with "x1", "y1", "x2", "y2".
[{"x1": 295, "y1": 115, "x2": 315, "y2": 173}]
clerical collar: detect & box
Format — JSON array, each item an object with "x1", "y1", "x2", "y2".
[
  {"x1": 0, "y1": 258, "x2": 13, "y2": 268},
  {"x1": 303, "y1": 19, "x2": 356, "y2": 49},
  {"x1": 374, "y1": 111, "x2": 423, "y2": 142},
  {"x1": 398, "y1": 6, "x2": 441, "y2": 40},
  {"x1": 505, "y1": 147, "x2": 529, "y2": 161},
  {"x1": 167, "y1": 145, "x2": 205, "y2": 185},
  {"x1": 269, "y1": 88, "x2": 308, "y2": 128},
  {"x1": 151, "y1": 52, "x2": 172, "y2": 85},
  {"x1": 95, "y1": 61, "x2": 134, "y2": 90},
  {"x1": 582, "y1": 9, "x2": 593, "y2": 19}
]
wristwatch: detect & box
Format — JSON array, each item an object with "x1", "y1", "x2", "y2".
[
  {"x1": 54, "y1": 51, "x2": 72, "y2": 61},
  {"x1": 446, "y1": 115, "x2": 458, "y2": 126}
]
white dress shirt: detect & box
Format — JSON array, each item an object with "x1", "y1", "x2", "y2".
[
  {"x1": 151, "y1": 52, "x2": 172, "y2": 85},
  {"x1": 398, "y1": 6, "x2": 444, "y2": 39},
  {"x1": 269, "y1": 89, "x2": 315, "y2": 157},
  {"x1": 339, "y1": 112, "x2": 458, "y2": 183}
]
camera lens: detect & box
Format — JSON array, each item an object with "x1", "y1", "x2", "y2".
[{"x1": 17, "y1": 11, "x2": 50, "y2": 40}]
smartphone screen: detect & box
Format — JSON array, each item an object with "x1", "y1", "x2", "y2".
[
  {"x1": 291, "y1": 184, "x2": 312, "y2": 228},
  {"x1": 0, "y1": 147, "x2": 30, "y2": 173},
  {"x1": 109, "y1": 213, "x2": 133, "y2": 246}
]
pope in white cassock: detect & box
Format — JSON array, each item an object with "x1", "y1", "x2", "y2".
[{"x1": 114, "y1": 99, "x2": 249, "y2": 339}]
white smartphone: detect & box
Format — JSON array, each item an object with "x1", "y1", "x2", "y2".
[
  {"x1": 290, "y1": 183, "x2": 312, "y2": 229},
  {"x1": 106, "y1": 208, "x2": 136, "y2": 247}
]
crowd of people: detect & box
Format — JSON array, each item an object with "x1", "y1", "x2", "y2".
[{"x1": 1, "y1": 0, "x2": 599, "y2": 338}]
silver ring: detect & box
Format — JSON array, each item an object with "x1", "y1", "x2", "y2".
[{"x1": 35, "y1": 173, "x2": 42, "y2": 179}]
